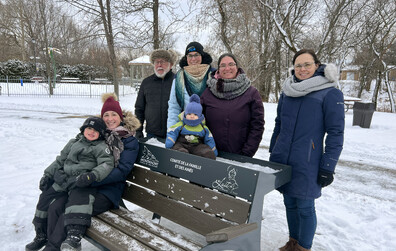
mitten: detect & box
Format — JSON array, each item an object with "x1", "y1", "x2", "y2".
[
  {"x1": 75, "y1": 173, "x2": 96, "y2": 188},
  {"x1": 317, "y1": 169, "x2": 334, "y2": 187},
  {"x1": 39, "y1": 175, "x2": 53, "y2": 191},
  {"x1": 135, "y1": 131, "x2": 144, "y2": 139},
  {"x1": 53, "y1": 169, "x2": 67, "y2": 185}
]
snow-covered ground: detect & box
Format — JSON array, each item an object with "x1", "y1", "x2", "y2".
[{"x1": 0, "y1": 94, "x2": 395, "y2": 251}]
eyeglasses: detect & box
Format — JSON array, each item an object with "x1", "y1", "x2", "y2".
[
  {"x1": 294, "y1": 62, "x2": 315, "y2": 70},
  {"x1": 187, "y1": 46, "x2": 197, "y2": 52},
  {"x1": 187, "y1": 53, "x2": 201, "y2": 59},
  {"x1": 154, "y1": 60, "x2": 168, "y2": 65},
  {"x1": 219, "y1": 62, "x2": 237, "y2": 68}
]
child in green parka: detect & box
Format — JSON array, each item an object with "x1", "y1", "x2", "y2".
[
  {"x1": 26, "y1": 117, "x2": 114, "y2": 251},
  {"x1": 165, "y1": 94, "x2": 218, "y2": 160}
]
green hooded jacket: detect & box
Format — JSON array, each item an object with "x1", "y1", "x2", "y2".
[{"x1": 44, "y1": 133, "x2": 114, "y2": 182}]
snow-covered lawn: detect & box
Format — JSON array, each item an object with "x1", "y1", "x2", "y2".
[{"x1": 0, "y1": 95, "x2": 395, "y2": 250}]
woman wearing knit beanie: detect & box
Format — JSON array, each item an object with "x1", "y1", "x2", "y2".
[
  {"x1": 42, "y1": 93, "x2": 141, "y2": 250},
  {"x1": 167, "y1": 41, "x2": 215, "y2": 128}
]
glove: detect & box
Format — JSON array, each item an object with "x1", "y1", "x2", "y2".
[
  {"x1": 317, "y1": 169, "x2": 334, "y2": 187},
  {"x1": 75, "y1": 172, "x2": 96, "y2": 188},
  {"x1": 39, "y1": 175, "x2": 53, "y2": 191},
  {"x1": 53, "y1": 169, "x2": 68, "y2": 185},
  {"x1": 135, "y1": 131, "x2": 144, "y2": 139}
]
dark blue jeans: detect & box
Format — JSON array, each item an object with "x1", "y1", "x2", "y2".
[{"x1": 283, "y1": 194, "x2": 317, "y2": 249}]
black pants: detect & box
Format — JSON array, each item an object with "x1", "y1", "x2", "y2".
[{"x1": 43, "y1": 192, "x2": 112, "y2": 251}]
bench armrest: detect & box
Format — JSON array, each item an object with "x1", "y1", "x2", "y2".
[{"x1": 205, "y1": 223, "x2": 258, "y2": 243}]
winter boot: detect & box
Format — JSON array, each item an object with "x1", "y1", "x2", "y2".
[
  {"x1": 60, "y1": 225, "x2": 85, "y2": 251},
  {"x1": 25, "y1": 231, "x2": 47, "y2": 251},
  {"x1": 294, "y1": 243, "x2": 311, "y2": 251},
  {"x1": 279, "y1": 237, "x2": 297, "y2": 251}
]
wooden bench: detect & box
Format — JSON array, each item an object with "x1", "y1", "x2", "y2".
[
  {"x1": 85, "y1": 142, "x2": 291, "y2": 251},
  {"x1": 344, "y1": 96, "x2": 362, "y2": 112}
]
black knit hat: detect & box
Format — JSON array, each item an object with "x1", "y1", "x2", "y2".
[
  {"x1": 185, "y1": 42, "x2": 204, "y2": 56},
  {"x1": 80, "y1": 117, "x2": 106, "y2": 139},
  {"x1": 179, "y1": 42, "x2": 213, "y2": 68}
]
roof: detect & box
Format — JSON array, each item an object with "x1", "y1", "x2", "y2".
[
  {"x1": 342, "y1": 65, "x2": 360, "y2": 71},
  {"x1": 129, "y1": 55, "x2": 150, "y2": 65}
]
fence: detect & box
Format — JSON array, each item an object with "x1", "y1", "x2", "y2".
[{"x1": 0, "y1": 77, "x2": 140, "y2": 97}]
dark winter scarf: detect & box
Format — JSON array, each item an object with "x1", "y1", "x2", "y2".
[
  {"x1": 207, "y1": 68, "x2": 251, "y2": 100},
  {"x1": 183, "y1": 113, "x2": 205, "y2": 127},
  {"x1": 175, "y1": 64, "x2": 210, "y2": 109},
  {"x1": 105, "y1": 125, "x2": 133, "y2": 166},
  {"x1": 282, "y1": 64, "x2": 338, "y2": 97}
]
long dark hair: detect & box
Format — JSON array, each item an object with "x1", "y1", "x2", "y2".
[{"x1": 292, "y1": 49, "x2": 321, "y2": 65}]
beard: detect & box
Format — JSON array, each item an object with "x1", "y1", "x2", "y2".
[{"x1": 154, "y1": 65, "x2": 171, "y2": 78}]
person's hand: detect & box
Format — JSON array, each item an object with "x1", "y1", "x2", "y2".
[
  {"x1": 39, "y1": 175, "x2": 53, "y2": 191},
  {"x1": 53, "y1": 169, "x2": 67, "y2": 185},
  {"x1": 135, "y1": 131, "x2": 143, "y2": 139},
  {"x1": 317, "y1": 169, "x2": 334, "y2": 187},
  {"x1": 75, "y1": 172, "x2": 96, "y2": 187}
]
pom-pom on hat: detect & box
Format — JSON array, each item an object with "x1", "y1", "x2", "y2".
[
  {"x1": 185, "y1": 94, "x2": 202, "y2": 117},
  {"x1": 185, "y1": 42, "x2": 204, "y2": 56},
  {"x1": 80, "y1": 117, "x2": 106, "y2": 139},
  {"x1": 101, "y1": 93, "x2": 123, "y2": 120},
  {"x1": 150, "y1": 49, "x2": 178, "y2": 65}
]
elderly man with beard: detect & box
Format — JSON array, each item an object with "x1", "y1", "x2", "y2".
[{"x1": 134, "y1": 49, "x2": 177, "y2": 141}]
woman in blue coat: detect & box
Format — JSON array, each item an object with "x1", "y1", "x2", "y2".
[
  {"x1": 270, "y1": 49, "x2": 344, "y2": 251},
  {"x1": 41, "y1": 93, "x2": 140, "y2": 251}
]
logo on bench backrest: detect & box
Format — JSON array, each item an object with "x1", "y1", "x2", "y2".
[
  {"x1": 212, "y1": 166, "x2": 239, "y2": 195},
  {"x1": 140, "y1": 146, "x2": 159, "y2": 168}
]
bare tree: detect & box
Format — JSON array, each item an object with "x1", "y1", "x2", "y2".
[
  {"x1": 362, "y1": 0, "x2": 396, "y2": 112},
  {"x1": 63, "y1": 0, "x2": 121, "y2": 96}
]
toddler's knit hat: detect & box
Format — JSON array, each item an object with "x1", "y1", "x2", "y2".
[
  {"x1": 185, "y1": 94, "x2": 202, "y2": 117},
  {"x1": 80, "y1": 117, "x2": 106, "y2": 138}
]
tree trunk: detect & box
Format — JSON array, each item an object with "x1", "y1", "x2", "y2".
[
  {"x1": 98, "y1": 0, "x2": 119, "y2": 97},
  {"x1": 153, "y1": 0, "x2": 159, "y2": 49},
  {"x1": 371, "y1": 70, "x2": 382, "y2": 110}
]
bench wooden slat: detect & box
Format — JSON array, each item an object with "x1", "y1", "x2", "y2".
[
  {"x1": 86, "y1": 217, "x2": 153, "y2": 251},
  {"x1": 95, "y1": 210, "x2": 192, "y2": 251},
  {"x1": 112, "y1": 207, "x2": 203, "y2": 251},
  {"x1": 129, "y1": 165, "x2": 251, "y2": 224},
  {"x1": 205, "y1": 222, "x2": 258, "y2": 243},
  {"x1": 123, "y1": 182, "x2": 235, "y2": 235}
]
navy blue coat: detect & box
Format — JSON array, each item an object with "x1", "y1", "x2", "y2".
[
  {"x1": 269, "y1": 87, "x2": 344, "y2": 199},
  {"x1": 92, "y1": 136, "x2": 139, "y2": 208}
]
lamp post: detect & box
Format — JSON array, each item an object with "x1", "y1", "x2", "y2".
[{"x1": 32, "y1": 38, "x2": 38, "y2": 75}]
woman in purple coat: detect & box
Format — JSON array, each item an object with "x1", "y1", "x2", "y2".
[
  {"x1": 200, "y1": 53, "x2": 264, "y2": 157},
  {"x1": 270, "y1": 49, "x2": 344, "y2": 251}
]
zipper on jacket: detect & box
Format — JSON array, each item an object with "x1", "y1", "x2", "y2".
[{"x1": 307, "y1": 139, "x2": 314, "y2": 162}]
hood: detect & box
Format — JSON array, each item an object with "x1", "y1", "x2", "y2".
[{"x1": 122, "y1": 110, "x2": 141, "y2": 133}]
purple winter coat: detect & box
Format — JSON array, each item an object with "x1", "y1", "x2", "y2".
[{"x1": 201, "y1": 86, "x2": 265, "y2": 157}]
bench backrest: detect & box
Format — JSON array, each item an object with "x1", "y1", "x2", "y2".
[
  {"x1": 122, "y1": 142, "x2": 291, "y2": 236},
  {"x1": 123, "y1": 164, "x2": 251, "y2": 235}
]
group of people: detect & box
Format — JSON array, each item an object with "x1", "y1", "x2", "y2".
[{"x1": 26, "y1": 42, "x2": 344, "y2": 251}]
